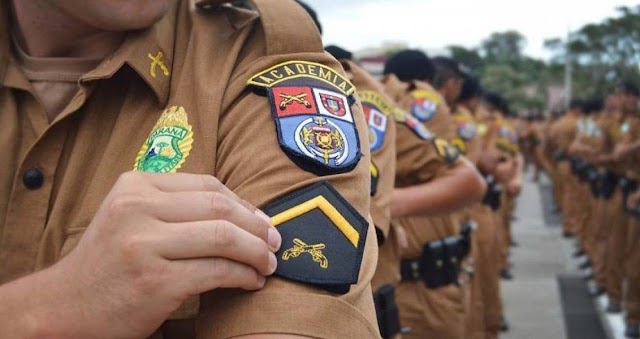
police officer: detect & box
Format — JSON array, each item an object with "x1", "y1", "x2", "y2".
[
  {"x1": 382, "y1": 50, "x2": 487, "y2": 339},
  {"x1": 0, "y1": 0, "x2": 381, "y2": 338}
]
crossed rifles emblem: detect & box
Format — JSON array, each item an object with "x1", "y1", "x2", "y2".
[
  {"x1": 282, "y1": 238, "x2": 329, "y2": 269},
  {"x1": 279, "y1": 93, "x2": 313, "y2": 110}
]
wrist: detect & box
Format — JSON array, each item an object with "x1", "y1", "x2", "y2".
[{"x1": 16, "y1": 264, "x2": 87, "y2": 338}]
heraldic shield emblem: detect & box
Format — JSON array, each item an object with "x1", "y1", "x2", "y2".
[
  {"x1": 247, "y1": 61, "x2": 361, "y2": 175},
  {"x1": 411, "y1": 89, "x2": 441, "y2": 122},
  {"x1": 358, "y1": 90, "x2": 391, "y2": 153}
]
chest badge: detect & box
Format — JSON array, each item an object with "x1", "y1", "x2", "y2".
[
  {"x1": 247, "y1": 61, "x2": 361, "y2": 176},
  {"x1": 134, "y1": 106, "x2": 193, "y2": 173}
]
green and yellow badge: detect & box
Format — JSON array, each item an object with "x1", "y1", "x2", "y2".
[{"x1": 134, "y1": 106, "x2": 193, "y2": 173}]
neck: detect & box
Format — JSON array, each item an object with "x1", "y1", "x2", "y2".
[{"x1": 10, "y1": 0, "x2": 124, "y2": 58}]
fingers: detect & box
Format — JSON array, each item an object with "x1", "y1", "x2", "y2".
[
  {"x1": 125, "y1": 171, "x2": 259, "y2": 213},
  {"x1": 170, "y1": 258, "x2": 267, "y2": 295},
  {"x1": 152, "y1": 191, "x2": 279, "y2": 250},
  {"x1": 157, "y1": 221, "x2": 277, "y2": 276}
]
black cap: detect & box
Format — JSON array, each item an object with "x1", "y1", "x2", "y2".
[
  {"x1": 383, "y1": 49, "x2": 435, "y2": 83},
  {"x1": 457, "y1": 73, "x2": 482, "y2": 102},
  {"x1": 484, "y1": 91, "x2": 511, "y2": 115},
  {"x1": 568, "y1": 98, "x2": 585, "y2": 111},
  {"x1": 616, "y1": 81, "x2": 640, "y2": 97},
  {"x1": 295, "y1": 1, "x2": 322, "y2": 35},
  {"x1": 325, "y1": 45, "x2": 353, "y2": 61},
  {"x1": 582, "y1": 97, "x2": 604, "y2": 115}
]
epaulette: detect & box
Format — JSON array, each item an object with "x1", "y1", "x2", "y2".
[{"x1": 250, "y1": 0, "x2": 323, "y2": 55}]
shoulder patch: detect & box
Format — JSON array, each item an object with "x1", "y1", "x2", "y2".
[
  {"x1": 451, "y1": 137, "x2": 468, "y2": 155},
  {"x1": 433, "y1": 138, "x2": 460, "y2": 163},
  {"x1": 454, "y1": 115, "x2": 477, "y2": 141},
  {"x1": 393, "y1": 107, "x2": 433, "y2": 141},
  {"x1": 247, "y1": 61, "x2": 361, "y2": 175},
  {"x1": 264, "y1": 181, "x2": 369, "y2": 294},
  {"x1": 410, "y1": 89, "x2": 441, "y2": 122},
  {"x1": 359, "y1": 90, "x2": 391, "y2": 153}
]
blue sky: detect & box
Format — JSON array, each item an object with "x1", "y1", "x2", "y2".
[{"x1": 303, "y1": 0, "x2": 638, "y2": 60}]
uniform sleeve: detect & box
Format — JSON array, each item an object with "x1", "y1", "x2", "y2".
[
  {"x1": 195, "y1": 52, "x2": 380, "y2": 338},
  {"x1": 369, "y1": 115, "x2": 396, "y2": 241},
  {"x1": 394, "y1": 120, "x2": 458, "y2": 187}
]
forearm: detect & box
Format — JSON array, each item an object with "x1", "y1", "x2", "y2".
[
  {"x1": 0, "y1": 269, "x2": 62, "y2": 338},
  {"x1": 513, "y1": 154, "x2": 524, "y2": 182},
  {"x1": 391, "y1": 163, "x2": 486, "y2": 218},
  {"x1": 0, "y1": 265, "x2": 86, "y2": 338}
]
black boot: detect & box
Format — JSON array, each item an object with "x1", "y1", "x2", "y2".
[
  {"x1": 578, "y1": 259, "x2": 591, "y2": 270},
  {"x1": 588, "y1": 282, "x2": 605, "y2": 298},
  {"x1": 625, "y1": 323, "x2": 640, "y2": 338},
  {"x1": 563, "y1": 231, "x2": 574, "y2": 238},
  {"x1": 500, "y1": 269, "x2": 514, "y2": 280},
  {"x1": 500, "y1": 315, "x2": 510, "y2": 332},
  {"x1": 606, "y1": 301, "x2": 622, "y2": 314}
]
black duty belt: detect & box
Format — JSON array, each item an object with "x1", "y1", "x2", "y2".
[{"x1": 400, "y1": 223, "x2": 474, "y2": 289}]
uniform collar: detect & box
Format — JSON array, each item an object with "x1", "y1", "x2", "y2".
[
  {"x1": 1, "y1": 1, "x2": 178, "y2": 107},
  {"x1": 81, "y1": 4, "x2": 179, "y2": 107}
]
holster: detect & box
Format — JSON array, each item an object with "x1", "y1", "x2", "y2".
[
  {"x1": 373, "y1": 285, "x2": 402, "y2": 339},
  {"x1": 482, "y1": 175, "x2": 503, "y2": 210},
  {"x1": 589, "y1": 170, "x2": 602, "y2": 198},
  {"x1": 600, "y1": 171, "x2": 620, "y2": 200},
  {"x1": 400, "y1": 231, "x2": 468, "y2": 289}
]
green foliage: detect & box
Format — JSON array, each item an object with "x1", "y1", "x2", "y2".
[
  {"x1": 548, "y1": 5, "x2": 640, "y2": 96},
  {"x1": 447, "y1": 5, "x2": 640, "y2": 113}
]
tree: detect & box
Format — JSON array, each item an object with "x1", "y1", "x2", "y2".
[
  {"x1": 545, "y1": 5, "x2": 640, "y2": 96},
  {"x1": 447, "y1": 45, "x2": 483, "y2": 71},
  {"x1": 480, "y1": 31, "x2": 527, "y2": 62}
]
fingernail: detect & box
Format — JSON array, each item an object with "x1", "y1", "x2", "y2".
[
  {"x1": 255, "y1": 209, "x2": 273, "y2": 225},
  {"x1": 258, "y1": 276, "x2": 267, "y2": 288},
  {"x1": 268, "y1": 252, "x2": 278, "y2": 274},
  {"x1": 267, "y1": 227, "x2": 282, "y2": 252}
]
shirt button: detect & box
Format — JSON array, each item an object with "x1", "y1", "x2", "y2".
[{"x1": 23, "y1": 168, "x2": 44, "y2": 190}]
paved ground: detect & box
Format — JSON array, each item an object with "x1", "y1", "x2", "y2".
[
  {"x1": 499, "y1": 171, "x2": 628, "y2": 339},
  {"x1": 501, "y1": 174, "x2": 569, "y2": 339}
]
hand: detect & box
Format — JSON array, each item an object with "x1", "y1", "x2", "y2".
[
  {"x1": 507, "y1": 178, "x2": 522, "y2": 197},
  {"x1": 494, "y1": 161, "x2": 515, "y2": 184},
  {"x1": 394, "y1": 225, "x2": 409, "y2": 250},
  {"x1": 614, "y1": 144, "x2": 633, "y2": 162},
  {"x1": 476, "y1": 152, "x2": 499, "y2": 174},
  {"x1": 40, "y1": 172, "x2": 281, "y2": 339},
  {"x1": 627, "y1": 189, "x2": 640, "y2": 210}
]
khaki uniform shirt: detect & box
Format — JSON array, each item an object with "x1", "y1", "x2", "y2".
[
  {"x1": 0, "y1": 1, "x2": 379, "y2": 338},
  {"x1": 618, "y1": 115, "x2": 640, "y2": 179},
  {"x1": 344, "y1": 60, "x2": 399, "y2": 290},
  {"x1": 452, "y1": 105, "x2": 480, "y2": 163},
  {"x1": 549, "y1": 114, "x2": 578, "y2": 155},
  {"x1": 383, "y1": 77, "x2": 465, "y2": 259}
]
